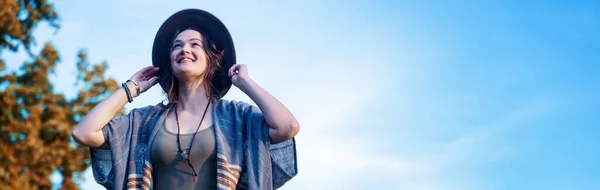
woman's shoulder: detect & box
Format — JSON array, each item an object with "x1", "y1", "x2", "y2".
[
  {"x1": 215, "y1": 99, "x2": 256, "y2": 114},
  {"x1": 216, "y1": 99, "x2": 253, "y2": 108}
]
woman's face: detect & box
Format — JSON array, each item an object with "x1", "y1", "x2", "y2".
[{"x1": 170, "y1": 29, "x2": 208, "y2": 81}]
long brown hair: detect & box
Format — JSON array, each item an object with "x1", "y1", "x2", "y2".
[{"x1": 159, "y1": 27, "x2": 224, "y2": 104}]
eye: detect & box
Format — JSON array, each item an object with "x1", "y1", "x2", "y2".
[
  {"x1": 172, "y1": 43, "x2": 182, "y2": 49},
  {"x1": 192, "y1": 42, "x2": 201, "y2": 47}
]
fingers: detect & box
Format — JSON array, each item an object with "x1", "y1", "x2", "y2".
[
  {"x1": 134, "y1": 66, "x2": 160, "y2": 82},
  {"x1": 237, "y1": 64, "x2": 247, "y2": 75},
  {"x1": 145, "y1": 67, "x2": 160, "y2": 77},
  {"x1": 228, "y1": 64, "x2": 246, "y2": 77},
  {"x1": 140, "y1": 76, "x2": 160, "y2": 93},
  {"x1": 138, "y1": 66, "x2": 156, "y2": 74},
  {"x1": 228, "y1": 65, "x2": 237, "y2": 77},
  {"x1": 148, "y1": 76, "x2": 160, "y2": 85},
  {"x1": 132, "y1": 66, "x2": 157, "y2": 80}
]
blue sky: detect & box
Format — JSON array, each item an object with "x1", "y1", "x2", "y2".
[{"x1": 4, "y1": 0, "x2": 600, "y2": 189}]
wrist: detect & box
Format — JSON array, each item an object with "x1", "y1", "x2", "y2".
[
  {"x1": 237, "y1": 77, "x2": 256, "y2": 93},
  {"x1": 126, "y1": 80, "x2": 140, "y2": 97},
  {"x1": 121, "y1": 82, "x2": 133, "y2": 103}
]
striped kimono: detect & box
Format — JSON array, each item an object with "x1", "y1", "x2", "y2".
[{"x1": 89, "y1": 99, "x2": 298, "y2": 189}]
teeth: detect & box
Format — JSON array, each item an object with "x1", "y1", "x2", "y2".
[{"x1": 180, "y1": 58, "x2": 193, "y2": 63}]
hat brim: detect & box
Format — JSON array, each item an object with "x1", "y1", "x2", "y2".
[{"x1": 152, "y1": 9, "x2": 235, "y2": 99}]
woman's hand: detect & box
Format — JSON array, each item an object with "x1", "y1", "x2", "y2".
[
  {"x1": 73, "y1": 65, "x2": 160, "y2": 148},
  {"x1": 129, "y1": 66, "x2": 160, "y2": 95},
  {"x1": 227, "y1": 63, "x2": 300, "y2": 143},
  {"x1": 228, "y1": 64, "x2": 252, "y2": 90}
]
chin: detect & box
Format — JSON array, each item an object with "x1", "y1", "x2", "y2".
[{"x1": 174, "y1": 69, "x2": 205, "y2": 79}]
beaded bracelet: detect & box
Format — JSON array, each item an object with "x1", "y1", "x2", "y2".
[
  {"x1": 121, "y1": 82, "x2": 133, "y2": 103},
  {"x1": 126, "y1": 79, "x2": 140, "y2": 97}
]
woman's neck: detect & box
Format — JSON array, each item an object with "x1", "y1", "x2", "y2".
[{"x1": 176, "y1": 80, "x2": 211, "y2": 113}]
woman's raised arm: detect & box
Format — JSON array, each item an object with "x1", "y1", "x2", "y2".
[{"x1": 71, "y1": 66, "x2": 160, "y2": 147}]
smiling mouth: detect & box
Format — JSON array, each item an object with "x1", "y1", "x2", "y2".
[{"x1": 177, "y1": 57, "x2": 195, "y2": 64}]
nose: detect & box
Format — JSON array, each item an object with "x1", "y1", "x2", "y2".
[{"x1": 182, "y1": 44, "x2": 192, "y2": 54}]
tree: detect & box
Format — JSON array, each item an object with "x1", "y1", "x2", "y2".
[{"x1": 0, "y1": 0, "x2": 123, "y2": 189}]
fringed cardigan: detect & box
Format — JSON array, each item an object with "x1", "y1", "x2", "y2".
[{"x1": 89, "y1": 99, "x2": 298, "y2": 189}]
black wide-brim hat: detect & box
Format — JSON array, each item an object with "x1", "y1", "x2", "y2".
[{"x1": 152, "y1": 9, "x2": 236, "y2": 99}]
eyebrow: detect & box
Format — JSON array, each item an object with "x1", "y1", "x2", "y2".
[{"x1": 173, "y1": 38, "x2": 202, "y2": 44}]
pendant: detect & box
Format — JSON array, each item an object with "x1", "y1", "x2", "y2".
[{"x1": 180, "y1": 150, "x2": 189, "y2": 160}]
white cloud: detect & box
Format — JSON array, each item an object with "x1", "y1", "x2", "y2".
[{"x1": 278, "y1": 95, "x2": 555, "y2": 190}]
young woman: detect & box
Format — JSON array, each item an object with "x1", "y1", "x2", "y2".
[{"x1": 72, "y1": 9, "x2": 299, "y2": 190}]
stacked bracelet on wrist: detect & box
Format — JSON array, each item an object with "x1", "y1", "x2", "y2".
[
  {"x1": 122, "y1": 82, "x2": 133, "y2": 103},
  {"x1": 127, "y1": 79, "x2": 141, "y2": 96}
]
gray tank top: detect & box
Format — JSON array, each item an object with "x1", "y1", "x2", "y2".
[{"x1": 150, "y1": 120, "x2": 217, "y2": 190}]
